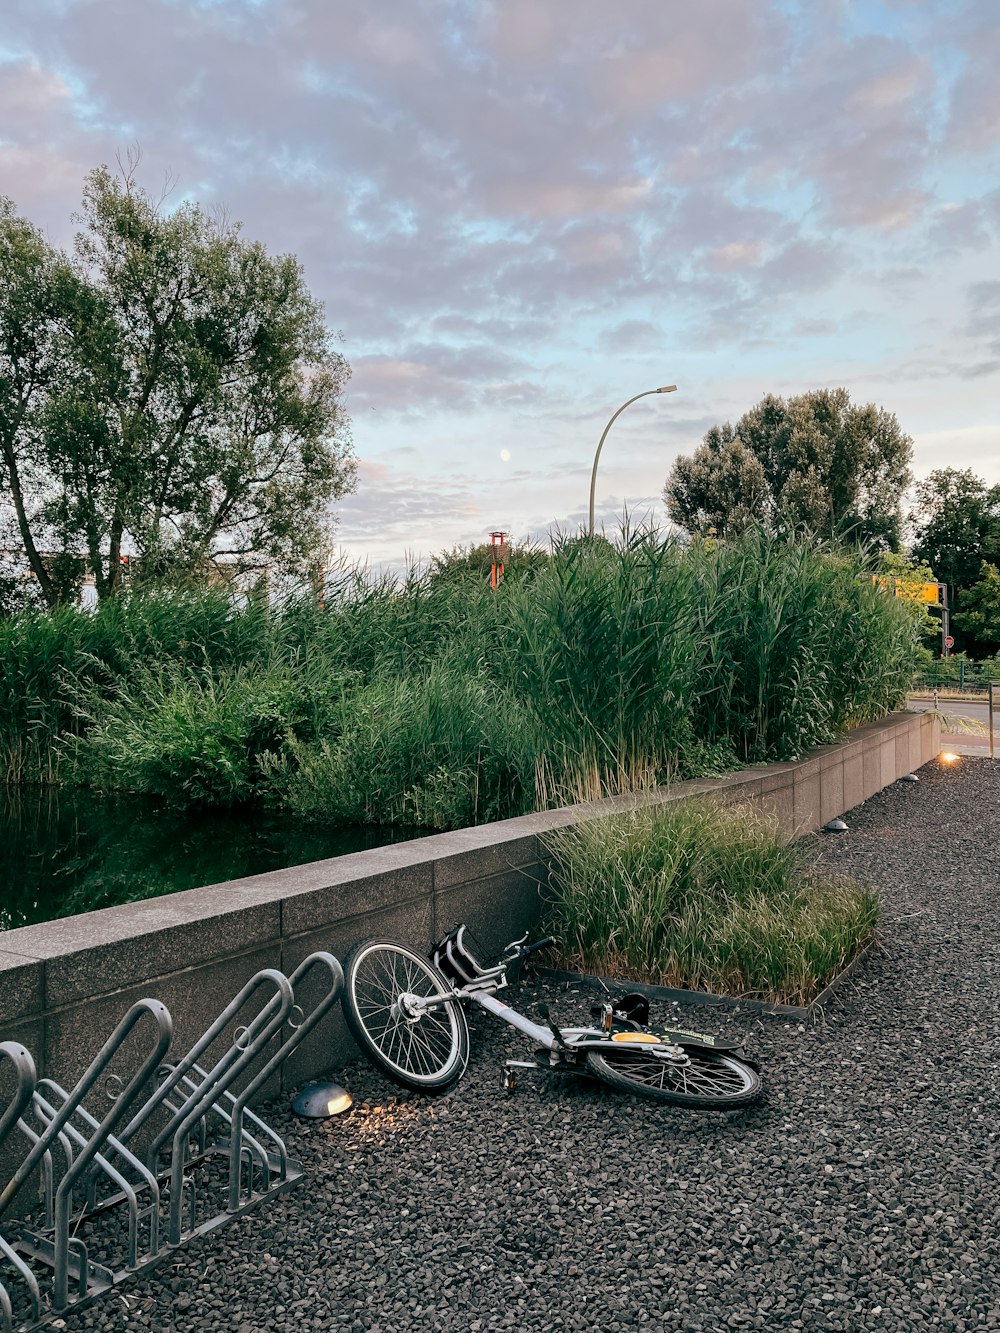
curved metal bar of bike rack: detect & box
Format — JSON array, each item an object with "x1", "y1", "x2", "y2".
[
  {"x1": 0, "y1": 1002, "x2": 172, "y2": 1228},
  {"x1": 0, "y1": 1042, "x2": 36, "y2": 1155},
  {"x1": 33, "y1": 1082, "x2": 162, "y2": 1270},
  {"x1": 0, "y1": 1045, "x2": 43, "y2": 1331},
  {"x1": 143, "y1": 970, "x2": 295, "y2": 1246},
  {"x1": 225, "y1": 952, "x2": 344, "y2": 1213},
  {"x1": 13, "y1": 1104, "x2": 76, "y2": 1232},
  {"x1": 121, "y1": 968, "x2": 293, "y2": 1172},
  {"x1": 0, "y1": 1230, "x2": 41, "y2": 1333},
  {"x1": 48, "y1": 1000, "x2": 173, "y2": 1311},
  {"x1": 163, "y1": 1068, "x2": 278, "y2": 1198}
]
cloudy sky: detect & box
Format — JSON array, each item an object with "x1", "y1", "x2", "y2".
[{"x1": 2, "y1": 0, "x2": 999, "y2": 566}]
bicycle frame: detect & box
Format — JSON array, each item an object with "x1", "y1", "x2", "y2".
[
  {"x1": 404, "y1": 950, "x2": 685, "y2": 1063},
  {"x1": 407, "y1": 983, "x2": 584, "y2": 1050},
  {"x1": 342, "y1": 925, "x2": 762, "y2": 1107}
]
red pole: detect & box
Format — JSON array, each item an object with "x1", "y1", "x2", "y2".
[{"x1": 490, "y1": 531, "x2": 508, "y2": 588}]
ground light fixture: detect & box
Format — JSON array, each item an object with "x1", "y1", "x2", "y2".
[
  {"x1": 291, "y1": 1081, "x2": 354, "y2": 1119},
  {"x1": 940, "y1": 752, "x2": 960, "y2": 764},
  {"x1": 588, "y1": 384, "x2": 677, "y2": 537}
]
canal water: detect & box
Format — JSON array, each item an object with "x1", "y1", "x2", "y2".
[{"x1": 0, "y1": 786, "x2": 424, "y2": 932}]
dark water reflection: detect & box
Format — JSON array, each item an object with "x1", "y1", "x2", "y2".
[{"x1": 0, "y1": 787, "x2": 424, "y2": 931}]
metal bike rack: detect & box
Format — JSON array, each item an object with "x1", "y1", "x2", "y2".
[
  {"x1": 0, "y1": 1001, "x2": 172, "y2": 1326},
  {"x1": 0, "y1": 952, "x2": 344, "y2": 1331}
]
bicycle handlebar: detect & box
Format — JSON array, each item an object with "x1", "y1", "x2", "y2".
[{"x1": 514, "y1": 935, "x2": 557, "y2": 960}]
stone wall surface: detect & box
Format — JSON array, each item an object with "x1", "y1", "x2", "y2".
[{"x1": 0, "y1": 710, "x2": 939, "y2": 1106}]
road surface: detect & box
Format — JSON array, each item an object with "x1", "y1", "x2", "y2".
[{"x1": 907, "y1": 694, "x2": 997, "y2": 753}]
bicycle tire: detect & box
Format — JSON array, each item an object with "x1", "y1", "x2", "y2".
[
  {"x1": 342, "y1": 939, "x2": 469, "y2": 1093},
  {"x1": 586, "y1": 1045, "x2": 762, "y2": 1110}
]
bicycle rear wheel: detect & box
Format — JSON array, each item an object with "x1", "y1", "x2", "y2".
[
  {"x1": 342, "y1": 939, "x2": 469, "y2": 1093},
  {"x1": 586, "y1": 1046, "x2": 761, "y2": 1110}
]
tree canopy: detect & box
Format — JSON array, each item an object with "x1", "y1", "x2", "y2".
[
  {"x1": 664, "y1": 388, "x2": 912, "y2": 548},
  {"x1": 909, "y1": 468, "x2": 1000, "y2": 599},
  {"x1": 1, "y1": 164, "x2": 356, "y2": 606},
  {"x1": 908, "y1": 468, "x2": 1000, "y2": 655},
  {"x1": 953, "y1": 562, "x2": 1000, "y2": 653}
]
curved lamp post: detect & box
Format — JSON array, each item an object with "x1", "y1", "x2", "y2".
[{"x1": 588, "y1": 385, "x2": 677, "y2": 537}]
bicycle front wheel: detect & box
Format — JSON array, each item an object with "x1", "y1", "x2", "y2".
[
  {"x1": 586, "y1": 1046, "x2": 762, "y2": 1110},
  {"x1": 342, "y1": 939, "x2": 470, "y2": 1093}
]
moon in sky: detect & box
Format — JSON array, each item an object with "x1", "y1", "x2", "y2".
[{"x1": 500, "y1": 449, "x2": 511, "y2": 462}]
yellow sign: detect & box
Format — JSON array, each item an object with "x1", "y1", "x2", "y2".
[
  {"x1": 872, "y1": 577, "x2": 941, "y2": 606},
  {"x1": 898, "y1": 581, "x2": 942, "y2": 605}
]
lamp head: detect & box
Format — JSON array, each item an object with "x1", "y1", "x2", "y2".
[
  {"x1": 657, "y1": 385, "x2": 678, "y2": 394},
  {"x1": 291, "y1": 1081, "x2": 354, "y2": 1119}
]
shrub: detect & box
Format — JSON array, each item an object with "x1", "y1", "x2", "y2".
[
  {"x1": 70, "y1": 662, "x2": 313, "y2": 808},
  {"x1": 274, "y1": 665, "x2": 539, "y2": 829},
  {"x1": 542, "y1": 799, "x2": 878, "y2": 1005}
]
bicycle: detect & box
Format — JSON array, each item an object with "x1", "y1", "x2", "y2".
[{"x1": 341, "y1": 925, "x2": 762, "y2": 1110}]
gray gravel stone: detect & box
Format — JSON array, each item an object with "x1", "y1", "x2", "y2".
[{"x1": 44, "y1": 756, "x2": 1000, "y2": 1331}]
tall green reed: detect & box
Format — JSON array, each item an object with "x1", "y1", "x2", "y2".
[
  {"x1": 542, "y1": 799, "x2": 879, "y2": 1005},
  {"x1": 1, "y1": 528, "x2": 919, "y2": 824}
]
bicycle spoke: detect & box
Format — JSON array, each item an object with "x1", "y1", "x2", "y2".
[
  {"x1": 346, "y1": 942, "x2": 466, "y2": 1086},
  {"x1": 599, "y1": 1048, "x2": 754, "y2": 1100}
]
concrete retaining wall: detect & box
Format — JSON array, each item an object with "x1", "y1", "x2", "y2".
[{"x1": 0, "y1": 710, "x2": 939, "y2": 1103}]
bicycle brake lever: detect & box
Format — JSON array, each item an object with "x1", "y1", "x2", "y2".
[{"x1": 536, "y1": 1002, "x2": 570, "y2": 1051}]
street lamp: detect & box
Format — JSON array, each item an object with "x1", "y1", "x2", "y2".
[{"x1": 588, "y1": 385, "x2": 678, "y2": 537}]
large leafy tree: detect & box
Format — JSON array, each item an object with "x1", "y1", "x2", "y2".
[
  {"x1": 0, "y1": 198, "x2": 93, "y2": 606},
  {"x1": 662, "y1": 425, "x2": 768, "y2": 538},
  {"x1": 1, "y1": 165, "x2": 356, "y2": 605},
  {"x1": 954, "y1": 562, "x2": 1000, "y2": 654},
  {"x1": 664, "y1": 388, "x2": 912, "y2": 548},
  {"x1": 909, "y1": 468, "x2": 1000, "y2": 602}
]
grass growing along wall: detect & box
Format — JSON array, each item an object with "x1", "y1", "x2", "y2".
[
  {"x1": 541, "y1": 800, "x2": 879, "y2": 1006},
  {"x1": 0, "y1": 588, "x2": 275, "y2": 785},
  {"x1": 0, "y1": 528, "x2": 919, "y2": 822}
]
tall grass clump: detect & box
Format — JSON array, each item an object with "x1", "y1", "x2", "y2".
[
  {"x1": 505, "y1": 530, "x2": 713, "y2": 797},
  {"x1": 543, "y1": 799, "x2": 879, "y2": 1005},
  {"x1": 67, "y1": 659, "x2": 324, "y2": 807},
  {"x1": 272, "y1": 664, "x2": 539, "y2": 829},
  {"x1": 685, "y1": 529, "x2": 917, "y2": 762},
  {"x1": 0, "y1": 588, "x2": 276, "y2": 784},
  {"x1": 1, "y1": 525, "x2": 920, "y2": 828}
]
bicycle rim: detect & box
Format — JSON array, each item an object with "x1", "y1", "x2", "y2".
[
  {"x1": 343, "y1": 940, "x2": 469, "y2": 1091},
  {"x1": 586, "y1": 1046, "x2": 762, "y2": 1109}
]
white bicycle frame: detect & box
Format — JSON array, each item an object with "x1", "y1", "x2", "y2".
[{"x1": 404, "y1": 936, "x2": 687, "y2": 1063}]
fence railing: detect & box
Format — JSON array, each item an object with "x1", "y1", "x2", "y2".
[{"x1": 912, "y1": 661, "x2": 1000, "y2": 693}]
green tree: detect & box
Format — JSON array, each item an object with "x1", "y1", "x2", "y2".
[
  {"x1": 0, "y1": 198, "x2": 93, "y2": 607},
  {"x1": 909, "y1": 468, "x2": 1000, "y2": 604},
  {"x1": 663, "y1": 425, "x2": 768, "y2": 538},
  {"x1": 954, "y1": 562, "x2": 1000, "y2": 654},
  {"x1": 909, "y1": 468, "x2": 1000, "y2": 656},
  {"x1": 665, "y1": 388, "x2": 912, "y2": 547},
  {"x1": 0, "y1": 164, "x2": 356, "y2": 605}
]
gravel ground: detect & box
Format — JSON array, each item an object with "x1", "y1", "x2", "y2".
[{"x1": 30, "y1": 757, "x2": 1000, "y2": 1331}]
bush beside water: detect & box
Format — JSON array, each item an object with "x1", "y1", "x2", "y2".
[
  {"x1": 542, "y1": 801, "x2": 880, "y2": 1006},
  {"x1": 1, "y1": 528, "x2": 918, "y2": 822}
]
